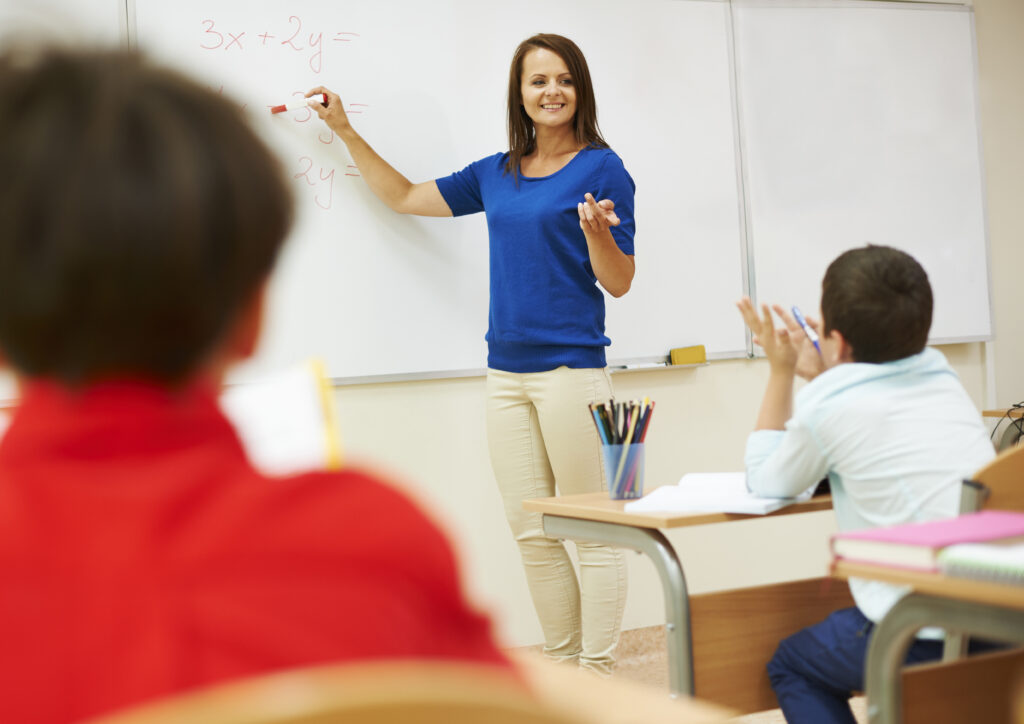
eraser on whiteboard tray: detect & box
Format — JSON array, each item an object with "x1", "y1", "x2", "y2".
[{"x1": 669, "y1": 345, "x2": 707, "y2": 366}]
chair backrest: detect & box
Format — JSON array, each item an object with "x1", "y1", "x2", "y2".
[
  {"x1": 963, "y1": 443, "x2": 1024, "y2": 513},
  {"x1": 80, "y1": 660, "x2": 583, "y2": 724}
]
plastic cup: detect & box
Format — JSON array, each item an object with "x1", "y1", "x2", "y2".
[{"x1": 602, "y1": 443, "x2": 645, "y2": 500}]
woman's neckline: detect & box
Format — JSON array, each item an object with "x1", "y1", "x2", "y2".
[{"x1": 519, "y1": 145, "x2": 590, "y2": 180}]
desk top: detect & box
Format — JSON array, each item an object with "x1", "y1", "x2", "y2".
[
  {"x1": 983, "y1": 408, "x2": 1024, "y2": 419},
  {"x1": 832, "y1": 560, "x2": 1024, "y2": 611},
  {"x1": 523, "y1": 491, "x2": 833, "y2": 530}
]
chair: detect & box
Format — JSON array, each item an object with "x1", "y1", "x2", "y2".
[
  {"x1": 960, "y1": 441, "x2": 1024, "y2": 514},
  {"x1": 902, "y1": 443, "x2": 1024, "y2": 723},
  {"x1": 945, "y1": 445, "x2": 1024, "y2": 660},
  {"x1": 80, "y1": 660, "x2": 583, "y2": 724}
]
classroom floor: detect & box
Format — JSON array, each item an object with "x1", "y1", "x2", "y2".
[{"x1": 511, "y1": 625, "x2": 868, "y2": 723}]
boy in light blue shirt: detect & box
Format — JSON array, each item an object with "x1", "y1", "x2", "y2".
[{"x1": 737, "y1": 245, "x2": 994, "y2": 724}]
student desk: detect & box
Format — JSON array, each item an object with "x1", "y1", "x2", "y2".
[
  {"x1": 832, "y1": 560, "x2": 1024, "y2": 724},
  {"x1": 523, "y1": 492, "x2": 834, "y2": 699}
]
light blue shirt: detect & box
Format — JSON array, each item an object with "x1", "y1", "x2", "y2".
[{"x1": 745, "y1": 348, "x2": 995, "y2": 624}]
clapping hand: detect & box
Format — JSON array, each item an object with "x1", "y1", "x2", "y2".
[
  {"x1": 737, "y1": 298, "x2": 826, "y2": 380},
  {"x1": 770, "y1": 304, "x2": 826, "y2": 380}
]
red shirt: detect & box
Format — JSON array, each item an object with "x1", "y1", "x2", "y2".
[{"x1": 0, "y1": 380, "x2": 510, "y2": 723}]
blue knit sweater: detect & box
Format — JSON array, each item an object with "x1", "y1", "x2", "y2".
[{"x1": 436, "y1": 146, "x2": 635, "y2": 373}]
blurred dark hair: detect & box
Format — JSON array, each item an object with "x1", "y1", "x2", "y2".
[
  {"x1": 821, "y1": 245, "x2": 932, "y2": 363},
  {"x1": 0, "y1": 48, "x2": 292, "y2": 385},
  {"x1": 505, "y1": 33, "x2": 607, "y2": 178}
]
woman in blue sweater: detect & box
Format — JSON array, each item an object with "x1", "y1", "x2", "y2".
[{"x1": 309, "y1": 33, "x2": 634, "y2": 674}]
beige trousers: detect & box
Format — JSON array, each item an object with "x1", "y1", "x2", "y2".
[{"x1": 486, "y1": 366, "x2": 627, "y2": 675}]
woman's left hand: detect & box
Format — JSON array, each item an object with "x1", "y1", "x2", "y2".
[{"x1": 578, "y1": 193, "x2": 620, "y2": 234}]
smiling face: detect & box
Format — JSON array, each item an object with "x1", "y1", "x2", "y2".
[{"x1": 519, "y1": 47, "x2": 576, "y2": 131}]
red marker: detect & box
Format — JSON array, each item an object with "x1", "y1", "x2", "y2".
[{"x1": 270, "y1": 93, "x2": 328, "y2": 114}]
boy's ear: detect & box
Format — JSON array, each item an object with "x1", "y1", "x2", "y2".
[
  {"x1": 828, "y1": 328, "x2": 856, "y2": 365},
  {"x1": 223, "y1": 281, "x2": 267, "y2": 363}
]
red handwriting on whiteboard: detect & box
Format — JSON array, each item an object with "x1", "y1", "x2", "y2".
[
  {"x1": 200, "y1": 18, "x2": 359, "y2": 75},
  {"x1": 200, "y1": 20, "x2": 224, "y2": 49},
  {"x1": 200, "y1": 21, "x2": 246, "y2": 52},
  {"x1": 294, "y1": 157, "x2": 336, "y2": 210},
  {"x1": 280, "y1": 16, "x2": 324, "y2": 74}
]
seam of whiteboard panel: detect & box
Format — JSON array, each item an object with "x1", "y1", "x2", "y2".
[
  {"x1": 117, "y1": 0, "x2": 128, "y2": 46},
  {"x1": 967, "y1": 9, "x2": 995, "y2": 343},
  {"x1": 124, "y1": 0, "x2": 136, "y2": 49},
  {"x1": 727, "y1": 0, "x2": 756, "y2": 359}
]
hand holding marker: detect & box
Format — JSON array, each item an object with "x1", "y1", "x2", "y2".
[
  {"x1": 270, "y1": 93, "x2": 328, "y2": 114},
  {"x1": 790, "y1": 306, "x2": 822, "y2": 356}
]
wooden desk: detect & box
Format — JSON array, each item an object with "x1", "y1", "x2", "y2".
[
  {"x1": 983, "y1": 408, "x2": 1024, "y2": 419},
  {"x1": 523, "y1": 492, "x2": 833, "y2": 698},
  {"x1": 833, "y1": 560, "x2": 1024, "y2": 724}
]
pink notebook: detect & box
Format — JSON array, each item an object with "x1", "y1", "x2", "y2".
[{"x1": 831, "y1": 510, "x2": 1024, "y2": 571}]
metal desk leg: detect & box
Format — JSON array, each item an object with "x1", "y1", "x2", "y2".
[
  {"x1": 541, "y1": 514, "x2": 694, "y2": 697},
  {"x1": 865, "y1": 593, "x2": 1024, "y2": 724}
]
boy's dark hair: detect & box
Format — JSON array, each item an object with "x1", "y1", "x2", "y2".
[
  {"x1": 0, "y1": 48, "x2": 292, "y2": 385},
  {"x1": 821, "y1": 245, "x2": 932, "y2": 363}
]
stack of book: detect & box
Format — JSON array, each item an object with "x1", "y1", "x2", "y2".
[{"x1": 831, "y1": 510, "x2": 1024, "y2": 583}]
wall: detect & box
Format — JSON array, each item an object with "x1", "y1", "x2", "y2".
[
  {"x1": 974, "y1": 0, "x2": 1024, "y2": 406},
  {"x1": 329, "y1": 343, "x2": 986, "y2": 646},
  {"x1": 326, "y1": 0, "x2": 1023, "y2": 648}
]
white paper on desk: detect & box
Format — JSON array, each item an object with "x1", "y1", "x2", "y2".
[{"x1": 624, "y1": 472, "x2": 815, "y2": 515}]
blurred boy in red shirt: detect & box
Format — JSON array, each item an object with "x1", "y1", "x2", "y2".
[{"x1": 0, "y1": 48, "x2": 510, "y2": 724}]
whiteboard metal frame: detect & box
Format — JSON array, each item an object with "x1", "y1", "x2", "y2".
[
  {"x1": 122, "y1": 0, "x2": 134, "y2": 47},
  {"x1": 727, "y1": 0, "x2": 758, "y2": 359}
]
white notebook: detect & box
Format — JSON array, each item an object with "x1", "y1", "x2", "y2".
[
  {"x1": 220, "y1": 359, "x2": 343, "y2": 476},
  {"x1": 937, "y1": 538, "x2": 1024, "y2": 584},
  {"x1": 624, "y1": 472, "x2": 815, "y2": 515}
]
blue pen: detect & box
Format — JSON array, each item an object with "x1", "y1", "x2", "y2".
[{"x1": 791, "y1": 306, "x2": 822, "y2": 356}]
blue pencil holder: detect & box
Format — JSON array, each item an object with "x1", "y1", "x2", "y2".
[{"x1": 602, "y1": 443, "x2": 645, "y2": 500}]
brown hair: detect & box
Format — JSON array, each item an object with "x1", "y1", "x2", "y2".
[
  {"x1": 505, "y1": 34, "x2": 608, "y2": 178},
  {"x1": 821, "y1": 245, "x2": 933, "y2": 363},
  {"x1": 0, "y1": 48, "x2": 293, "y2": 385}
]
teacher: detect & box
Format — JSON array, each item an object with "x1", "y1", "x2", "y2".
[{"x1": 309, "y1": 33, "x2": 635, "y2": 675}]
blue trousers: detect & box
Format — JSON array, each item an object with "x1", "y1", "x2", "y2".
[{"x1": 766, "y1": 607, "x2": 945, "y2": 724}]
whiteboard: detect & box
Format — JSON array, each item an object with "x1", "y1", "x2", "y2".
[
  {"x1": 133, "y1": 0, "x2": 749, "y2": 382},
  {"x1": 0, "y1": 0, "x2": 993, "y2": 393},
  {"x1": 733, "y1": 0, "x2": 991, "y2": 342},
  {"x1": 0, "y1": 0, "x2": 124, "y2": 46}
]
